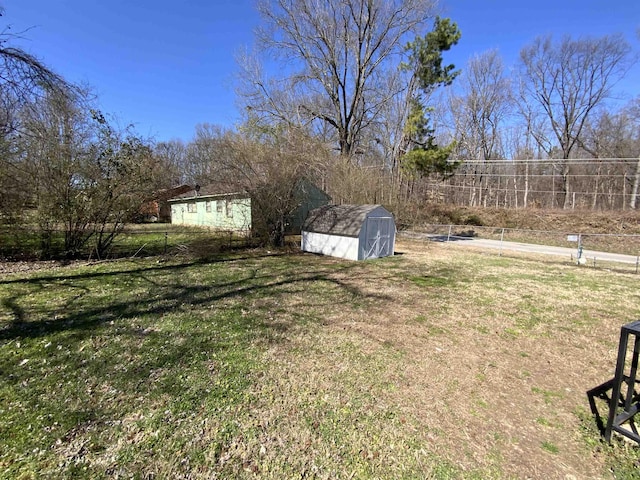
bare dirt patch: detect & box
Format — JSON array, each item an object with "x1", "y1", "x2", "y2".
[{"x1": 0, "y1": 259, "x2": 88, "y2": 276}]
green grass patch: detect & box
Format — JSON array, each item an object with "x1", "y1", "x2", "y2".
[
  {"x1": 532, "y1": 386, "x2": 564, "y2": 404},
  {"x1": 535, "y1": 417, "x2": 553, "y2": 427},
  {"x1": 2, "y1": 244, "x2": 640, "y2": 478},
  {"x1": 1, "y1": 255, "x2": 269, "y2": 478},
  {"x1": 408, "y1": 274, "x2": 454, "y2": 288},
  {"x1": 413, "y1": 315, "x2": 449, "y2": 335},
  {"x1": 1, "y1": 250, "x2": 460, "y2": 478}
]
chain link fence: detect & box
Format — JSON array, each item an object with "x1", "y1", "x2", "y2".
[{"x1": 401, "y1": 224, "x2": 640, "y2": 273}]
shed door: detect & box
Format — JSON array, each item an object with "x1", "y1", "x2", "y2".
[{"x1": 364, "y1": 217, "x2": 393, "y2": 260}]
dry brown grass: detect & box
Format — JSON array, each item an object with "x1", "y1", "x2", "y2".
[
  {"x1": 413, "y1": 204, "x2": 640, "y2": 235},
  {"x1": 222, "y1": 239, "x2": 639, "y2": 478}
]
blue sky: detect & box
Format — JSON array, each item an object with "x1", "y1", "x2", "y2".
[{"x1": 4, "y1": 0, "x2": 639, "y2": 143}]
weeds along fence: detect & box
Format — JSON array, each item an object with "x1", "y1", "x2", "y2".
[
  {"x1": 110, "y1": 228, "x2": 254, "y2": 259},
  {"x1": 402, "y1": 224, "x2": 640, "y2": 274},
  {"x1": 0, "y1": 225, "x2": 253, "y2": 261}
]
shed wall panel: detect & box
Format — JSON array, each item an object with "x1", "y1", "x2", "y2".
[{"x1": 301, "y1": 232, "x2": 359, "y2": 261}]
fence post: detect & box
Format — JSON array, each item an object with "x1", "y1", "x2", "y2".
[
  {"x1": 576, "y1": 234, "x2": 584, "y2": 265},
  {"x1": 164, "y1": 232, "x2": 168, "y2": 254},
  {"x1": 447, "y1": 225, "x2": 452, "y2": 243},
  {"x1": 499, "y1": 228, "x2": 505, "y2": 257}
]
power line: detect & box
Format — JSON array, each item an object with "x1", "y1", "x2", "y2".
[{"x1": 456, "y1": 158, "x2": 639, "y2": 166}]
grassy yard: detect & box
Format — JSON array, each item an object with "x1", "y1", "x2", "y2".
[{"x1": 1, "y1": 240, "x2": 639, "y2": 478}]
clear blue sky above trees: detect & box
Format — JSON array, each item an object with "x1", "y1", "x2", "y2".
[{"x1": 5, "y1": 0, "x2": 639, "y2": 143}]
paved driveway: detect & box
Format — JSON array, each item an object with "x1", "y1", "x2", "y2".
[{"x1": 399, "y1": 231, "x2": 639, "y2": 265}]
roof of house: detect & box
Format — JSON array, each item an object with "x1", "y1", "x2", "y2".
[
  {"x1": 168, "y1": 183, "x2": 248, "y2": 202},
  {"x1": 154, "y1": 184, "x2": 192, "y2": 201},
  {"x1": 303, "y1": 204, "x2": 388, "y2": 237}
]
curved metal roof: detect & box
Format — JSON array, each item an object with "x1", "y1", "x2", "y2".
[{"x1": 303, "y1": 204, "x2": 390, "y2": 237}]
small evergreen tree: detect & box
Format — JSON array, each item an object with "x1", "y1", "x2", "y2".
[{"x1": 400, "y1": 17, "x2": 461, "y2": 178}]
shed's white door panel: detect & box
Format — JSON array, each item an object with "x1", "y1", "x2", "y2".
[
  {"x1": 302, "y1": 232, "x2": 359, "y2": 261},
  {"x1": 362, "y1": 217, "x2": 394, "y2": 260}
]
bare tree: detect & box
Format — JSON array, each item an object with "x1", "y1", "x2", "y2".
[
  {"x1": 0, "y1": 9, "x2": 73, "y2": 135},
  {"x1": 617, "y1": 97, "x2": 640, "y2": 209},
  {"x1": 183, "y1": 123, "x2": 234, "y2": 186},
  {"x1": 154, "y1": 139, "x2": 189, "y2": 186},
  {"x1": 0, "y1": 10, "x2": 77, "y2": 226},
  {"x1": 198, "y1": 122, "x2": 331, "y2": 246},
  {"x1": 241, "y1": 0, "x2": 439, "y2": 159},
  {"x1": 12, "y1": 88, "x2": 158, "y2": 258},
  {"x1": 447, "y1": 50, "x2": 511, "y2": 206},
  {"x1": 518, "y1": 34, "x2": 632, "y2": 208},
  {"x1": 451, "y1": 50, "x2": 510, "y2": 161}
]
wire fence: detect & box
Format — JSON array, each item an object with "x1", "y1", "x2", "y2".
[
  {"x1": 428, "y1": 157, "x2": 640, "y2": 210},
  {"x1": 0, "y1": 225, "x2": 254, "y2": 261},
  {"x1": 4, "y1": 222, "x2": 640, "y2": 275},
  {"x1": 401, "y1": 224, "x2": 640, "y2": 274}
]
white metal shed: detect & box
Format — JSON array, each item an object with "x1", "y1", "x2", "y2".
[{"x1": 301, "y1": 204, "x2": 396, "y2": 261}]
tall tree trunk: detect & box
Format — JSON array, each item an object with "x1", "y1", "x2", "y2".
[
  {"x1": 562, "y1": 163, "x2": 571, "y2": 209},
  {"x1": 469, "y1": 176, "x2": 476, "y2": 206},
  {"x1": 483, "y1": 174, "x2": 488, "y2": 207},
  {"x1": 551, "y1": 168, "x2": 556, "y2": 208},
  {"x1": 591, "y1": 162, "x2": 601, "y2": 210}
]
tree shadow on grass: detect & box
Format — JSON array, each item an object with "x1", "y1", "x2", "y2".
[
  {"x1": 0, "y1": 251, "x2": 285, "y2": 286},
  {"x1": 2, "y1": 296, "x2": 26, "y2": 325},
  {"x1": 0, "y1": 253, "x2": 393, "y2": 342},
  {"x1": 0, "y1": 251, "x2": 405, "y2": 476}
]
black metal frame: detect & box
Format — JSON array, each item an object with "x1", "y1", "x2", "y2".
[{"x1": 593, "y1": 320, "x2": 640, "y2": 444}]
